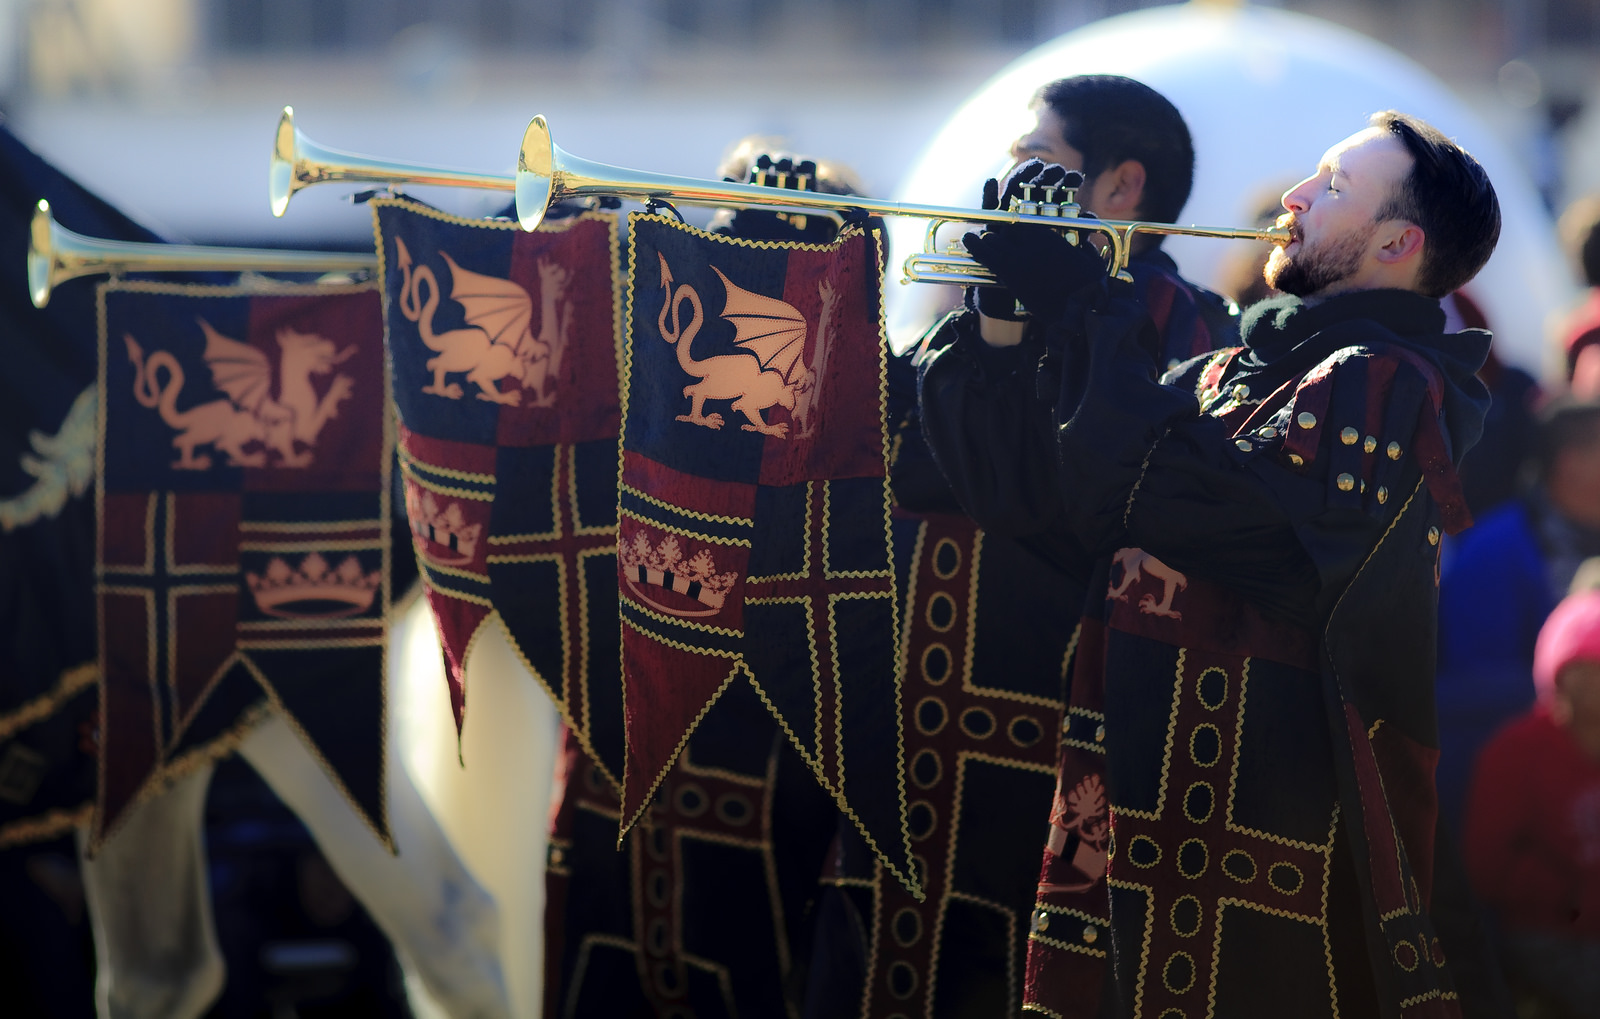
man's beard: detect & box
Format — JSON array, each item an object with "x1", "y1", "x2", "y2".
[{"x1": 1263, "y1": 215, "x2": 1374, "y2": 297}]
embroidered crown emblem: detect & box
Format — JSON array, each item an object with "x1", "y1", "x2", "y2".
[
  {"x1": 406, "y1": 488, "x2": 482, "y2": 566},
  {"x1": 246, "y1": 552, "x2": 380, "y2": 619},
  {"x1": 620, "y1": 527, "x2": 738, "y2": 618}
]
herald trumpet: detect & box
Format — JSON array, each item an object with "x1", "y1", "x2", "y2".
[
  {"x1": 514, "y1": 115, "x2": 1291, "y2": 281},
  {"x1": 264, "y1": 107, "x2": 1290, "y2": 283},
  {"x1": 28, "y1": 200, "x2": 377, "y2": 309},
  {"x1": 270, "y1": 106, "x2": 512, "y2": 217}
]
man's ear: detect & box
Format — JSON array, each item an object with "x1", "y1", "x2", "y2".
[
  {"x1": 1375, "y1": 222, "x2": 1426, "y2": 265},
  {"x1": 1097, "y1": 159, "x2": 1147, "y2": 220}
]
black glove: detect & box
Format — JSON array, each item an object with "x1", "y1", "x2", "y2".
[
  {"x1": 716, "y1": 156, "x2": 839, "y2": 242},
  {"x1": 963, "y1": 159, "x2": 1106, "y2": 323}
]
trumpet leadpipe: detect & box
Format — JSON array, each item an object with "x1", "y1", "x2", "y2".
[{"x1": 28, "y1": 200, "x2": 377, "y2": 309}]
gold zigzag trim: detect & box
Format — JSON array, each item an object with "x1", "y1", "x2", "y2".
[
  {"x1": 0, "y1": 804, "x2": 93, "y2": 849},
  {"x1": 619, "y1": 482, "x2": 753, "y2": 528},
  {"x1": 397, "y1": 444, "x2": 495, "y2": 486},
  {"x1": 613, "y1": 213, "x2": 913, "y2": 890},
  {"x1": 240, "y1": 519, "x2": 382, "y2": 534},
  {"x1": 615, "y1": 647, "x2": 740, "y2": 841},
  {"x1": 0, "y1": 662, "x2": 97, "y2": 742},
  {"x1": 399, "y1": 457, "x2": 493, "y2": 502},
  {"x1": 371, "y1": 199, "x2": 630, "y2": 795},
  {"x1": 91, "y1": 275, "x2": 392, "y2": 853},
  {"x1": 619, "y1": 505, "x2": 752, "y2": 549},
  {"x1": 745, "y1": 671, "x2": 923, "y2": 901},
  {"x1": 624, "y1": 596, "x2": 744, "y2": 639}
]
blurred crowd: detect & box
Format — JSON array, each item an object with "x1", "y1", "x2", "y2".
[{"x1": 1421, "y1": 196, "x2": 1600, "y2": 1019}]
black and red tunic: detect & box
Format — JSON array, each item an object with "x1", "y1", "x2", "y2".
[{"x1": 919, "y1": 288, "x2": 1497, "y2": 1018}]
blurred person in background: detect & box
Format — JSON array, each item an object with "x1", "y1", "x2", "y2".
[
  {"x1": 1437, "y1": 399, "x2": 1600, "y2": 835},
  {"x1": 1463, "y1": 588, "x2": 1600, "y2": 1019},
  {"x1": 1445, "y1": 290, "x2": 1541, "y2": 520},
  {"x1": 1559, "y1": 196, "x2": 1600, "y2": 397}
]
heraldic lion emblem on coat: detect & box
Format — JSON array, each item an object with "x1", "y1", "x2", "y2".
[
  {"x1": 393, "y1": 236, "x2": 571, "y2": 408},
  {"x1": 124, "y1": 320, "x2": 355, "y2": 470}
]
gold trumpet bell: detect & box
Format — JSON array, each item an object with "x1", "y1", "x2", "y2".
[
  {"x1": 27, "y1": 199, "x2": 377, "y2": 309},
  {"x1": 28, "y1": 200, "x2": 58, "y2": 309},
  {"x1": 269, "y1": 107, "x2": 300, "y2": 219},
  {"x1": 516, "y1": 115, "x2": 556, "y2": 233},
  {"x1": 269, "y1": 106, "x2": 513, "y2": 218}
]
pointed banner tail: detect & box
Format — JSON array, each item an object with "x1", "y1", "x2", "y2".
[
  {"x1": 372, "y1": 198, "x2": 627, "y2": 787},
  {"x1": 94, "y1": 279, "x2": 392, "y2": 850},
  {"x1": 619, "y1": 214, "x2": 918, "y2": 894}
]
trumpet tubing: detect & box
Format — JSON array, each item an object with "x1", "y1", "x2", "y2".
[
  {"x1": 514, "y1": 116, "x2": 1289, "y2": 279},
  {"x1": 28, "y1": 200, "x2": 377, "y2": 309},
  {"x1": 262, "y1": 109, "x2": 1290, "y2": 283},
  {"x1": 270, "y1": 106, "x2": 513, "y2": 218}
]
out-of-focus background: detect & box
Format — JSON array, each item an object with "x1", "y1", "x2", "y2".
[{"x1": 2, "y1": 0, "x2": 1598, "y2": 246}]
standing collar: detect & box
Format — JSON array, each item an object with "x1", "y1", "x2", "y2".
[{"x1": 1239, "y1": 290, "x2": 1446, "y2": 366}]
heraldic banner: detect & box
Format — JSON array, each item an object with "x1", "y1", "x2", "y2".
[
  {"x1": 621, "y1": 214, "x2": 914, "y2": 889},
  {"x1": 372, "y1": 199, "x2": 625, "y2": 784},
  {"x1": 96, "y1": 279, "x2": 390, "y2": 848},
  {"x1": 1, "y1": 124, "x2": 164, "y2": 849}
]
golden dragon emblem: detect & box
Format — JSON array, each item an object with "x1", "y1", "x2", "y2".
[
  {"x1": 656, "y1": 253, "x2": 838, "y2": 439},
  {"x1": 124, "y1": 320, "x2": 354, "y2": 470},
  {"x1": 394, "y1": 237, "x2": 571, "y2": 407}
]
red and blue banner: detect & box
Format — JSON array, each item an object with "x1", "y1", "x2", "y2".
[
  {"x1": 95, "y1": 279, "x2": 390, "y2": 848},
  {"x1": 620, "y1": 214, "x2": 914, "y2": 888},
  {"x1": 372, "y1": 199, "x2": 625, "y2": 784}
]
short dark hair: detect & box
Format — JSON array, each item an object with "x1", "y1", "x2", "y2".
[
  {"x1": 1535, "y1": 397, "x2": 1600, "y2": 484},
  {"x1": 1368, "y1": 111, "x2": 1501, "y2": 298},
  {"x1": 1559, "y1": 196, "x2": 1600, "y2": 287},
  {"x1": 1034, "y1": 75, "x2": 1194, "y2": 224}
]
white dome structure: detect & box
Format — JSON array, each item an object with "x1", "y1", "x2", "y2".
[{"x1": 887, "y1": 2, "x2": 1575, "y2": 375}]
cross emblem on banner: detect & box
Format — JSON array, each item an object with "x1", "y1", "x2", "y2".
[
  {"x1": 100, "y1": 491, "x2": 239, "y2": 757},
  {"x1": 743, "y1": 480, "x2": 893, "y2": 796},
  {"x1": 486, "y1": 442, "x2": 617, "y2": 769},
  {"x1": 1098, "y1": 648, "x2": 1336, "y2": 1017}
]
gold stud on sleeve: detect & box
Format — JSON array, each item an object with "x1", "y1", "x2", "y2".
[
  {"x1": 1427, "y1": 527, "x2": 1441, "y2": 546},
  {"x1": 1297, "y1": 412, "x2": 1317, "y2": 430},
  {"x1": 1364, "y1": 436, "x2": 1377, "y2": 454},
  {"x1": 1376, "y1": 486, "x2": 1389, "y2": 504},
  {"x1": 1340, "y1": 427, "x2": 1359, "y2": 445},
  {"x1": 1336, "y1": 473, "x2": 1356, "y2": 492},
  {"x1": 1387, "y1": 441, "x2": 1402, "y2": 460}
]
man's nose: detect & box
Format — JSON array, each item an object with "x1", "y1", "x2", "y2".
[{"x1": 1281, "y1": 179, "x2": 1314, "y2": 214}]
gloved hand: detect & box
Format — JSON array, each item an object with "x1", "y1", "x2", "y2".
[
  {"x1": 962, "y1": 159, "x2": 1107, "y2": 323},
  {"x1": 716, "y1": 155, "x2": 839, "y2": 242}
]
